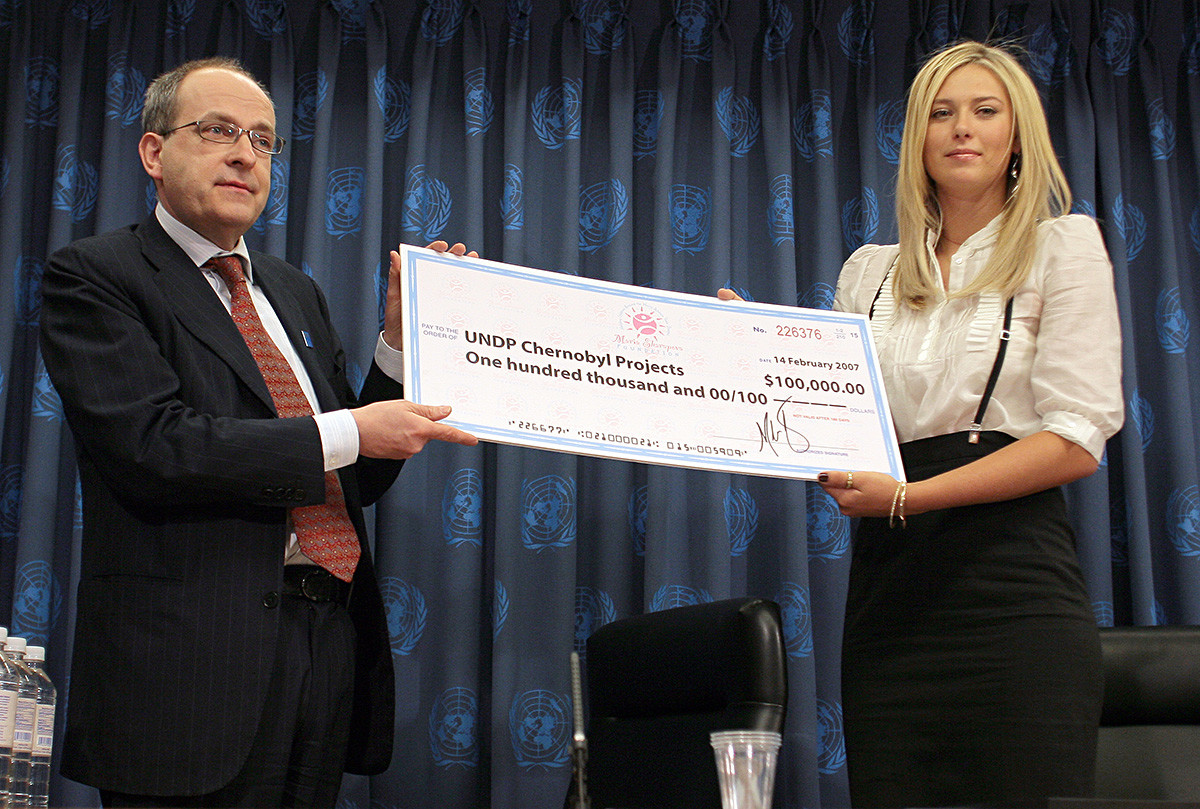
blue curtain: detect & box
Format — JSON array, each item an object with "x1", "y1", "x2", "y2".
[{"x1": 1, "y1": 1, "x2": 1197, "y2": 807}]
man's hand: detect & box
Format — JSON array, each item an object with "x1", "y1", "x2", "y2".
[
  {"x1": 383, "y1": 241, "x2": 478, "y2": 350},
  {"x1": 352, "y1": 400, "x2": 478, "y2": 459}
]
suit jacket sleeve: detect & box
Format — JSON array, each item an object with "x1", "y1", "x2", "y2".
[{"x1": 39, "y1": 222, "x2": 400, "y2": 512}]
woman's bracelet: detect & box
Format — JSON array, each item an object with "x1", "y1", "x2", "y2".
[{"x1": 889, "y1": 481, "x2": 907, "y2": 529}]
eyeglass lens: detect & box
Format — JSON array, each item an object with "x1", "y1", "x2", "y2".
[{"x1": 194, "y1": 121, "x2": 282, "y2": 154}]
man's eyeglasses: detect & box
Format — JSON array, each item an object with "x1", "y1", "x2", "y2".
[{"x1": 165, "y1": 120, "x2": 285, "y2": 155}]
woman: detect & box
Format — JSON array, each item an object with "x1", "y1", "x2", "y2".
[
  {"x1": 726, "y1": 41, "x2": 1123, "y2": 807},
  {"x1": 832, "y1": 40, "x2": 1128, "y2": 808}
]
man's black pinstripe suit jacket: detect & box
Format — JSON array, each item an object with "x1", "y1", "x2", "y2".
[{"x1": 40, "y1": 215, "x2": 399, "y2": 796}]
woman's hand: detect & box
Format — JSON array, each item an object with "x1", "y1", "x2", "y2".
[{"x1": 817, "y1": 470, "x2": 904, "y2": 518}]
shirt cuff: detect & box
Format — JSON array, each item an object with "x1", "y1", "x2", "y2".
[
  {"x1": 1042, "y1": 411, "x2": 1106, "y2": 463},
  {"x1": 315, "y1": 410, "x2": 360, "y2": 471},
  {"x1": 375, "y1": 331, "x2": 404, "y2": 381}
]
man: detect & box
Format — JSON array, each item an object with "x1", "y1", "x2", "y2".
[{"x1": 38, "y1": 57, "x2": 476, "y2": 807}]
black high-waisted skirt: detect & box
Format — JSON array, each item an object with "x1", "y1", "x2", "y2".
[{"x1": 841, "y1": 432, "x2": 1103, "y2": 808}]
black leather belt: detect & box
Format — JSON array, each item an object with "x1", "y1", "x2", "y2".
[{"x1": 282, "y1": 565, "x2": 350, "y2": 605}]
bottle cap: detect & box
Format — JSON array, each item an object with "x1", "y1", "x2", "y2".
[
  {"x1": 25, "y1": 646, "x2": 44, "y2": 663},
  {"x1": 5, "y1": 636, "x2": 25, "y2": 654}
]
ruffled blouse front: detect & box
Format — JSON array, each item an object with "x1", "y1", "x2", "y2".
[{"x1": 833, "y1": 214, "x2": 1124, "y2": 461}]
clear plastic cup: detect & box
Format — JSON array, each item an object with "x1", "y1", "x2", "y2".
[{"x1": 709, "y1": 730, "x2": 783, "y2": 809}]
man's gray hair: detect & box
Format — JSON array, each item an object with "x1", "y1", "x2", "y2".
[{"x1": 141, "y1": 57, "x2": 273, "y2": 135}]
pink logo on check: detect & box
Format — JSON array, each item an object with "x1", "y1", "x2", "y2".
[{"x1": 620, "y1": 304, "x2": 669, "y2": 338}]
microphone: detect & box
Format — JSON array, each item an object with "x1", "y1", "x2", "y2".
[{"x1": 567, "y1": 651, "x2": 590, "y2": 809}]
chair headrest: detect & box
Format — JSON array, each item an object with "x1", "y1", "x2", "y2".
[
  {"x1": 1100, "y1": 626, "x2": 1200, "y2": 725},
  {"x1": 586, "y1": 597, "x2": 787, "y2": 719}
]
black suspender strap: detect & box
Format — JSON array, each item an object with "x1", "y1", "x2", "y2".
[
  {"x1": 867, "y1": 260, "x2": 893, "y2": 320},
  {"x1": 868, "y1": 265, "x2": 1015, "y2": 446},
  {"x1": 968, "y1": 296, "x2": 1014, "y2": 444}
]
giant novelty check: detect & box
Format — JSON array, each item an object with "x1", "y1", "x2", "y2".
[{"x1": 399, "y1": 246, "x2": 904, "y2": 481}]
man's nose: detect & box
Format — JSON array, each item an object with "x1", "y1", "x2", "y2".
[{"x1": 227, "y1": 131, "x2": 260, "y2": 162}]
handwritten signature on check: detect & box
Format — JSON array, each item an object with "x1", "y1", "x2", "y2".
[{"x1": 756, "y1": 397, "x2": 811, "y2": 456}]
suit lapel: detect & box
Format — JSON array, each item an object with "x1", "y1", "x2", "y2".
[
  {"x1": 138, "y1": 218, "x2": 278, "y2": 413},
  {"x1": 251, "y1": 258, "x2": 342, "y2": 413}
]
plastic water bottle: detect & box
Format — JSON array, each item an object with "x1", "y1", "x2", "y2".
[
  {"x1": 0, "y1": 626, "x2": 19, "y2": 806},
  {"x1": 22, "y1": 648, "x2": 54, "y2": 809},
  {"x1": 4, "y1": 636, "x2": 37, "y2": 808}
]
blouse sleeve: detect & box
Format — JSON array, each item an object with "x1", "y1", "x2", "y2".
[
  {"x1": 833, "y1": 243, "x2": 898, "y2": 315},
  {"x1": 1030, "y1": 215, "x2": 1125, "y2": 461}
]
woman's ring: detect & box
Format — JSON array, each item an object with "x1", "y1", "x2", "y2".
[{"x1": 845, "y1": 471, "x2": 854, "y2": 489}]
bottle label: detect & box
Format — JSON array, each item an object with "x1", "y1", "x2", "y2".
[
  {"x1": 0, "y1": 688, "x2": 16, "y2": 746},
  {"x1": 13, "y1": 696, "x2": 35, "y2": 752},
  {"x1": 33, "y1": 703, "x2": 54, "y2": 756}
]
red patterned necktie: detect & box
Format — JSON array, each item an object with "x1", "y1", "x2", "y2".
[{"x1": 205, "y1": 255, "x2": 360, "y2": 582}]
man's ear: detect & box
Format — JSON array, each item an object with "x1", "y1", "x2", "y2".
[{"x1": 139, "y1": 131, "x2": 165, "y2": 181}]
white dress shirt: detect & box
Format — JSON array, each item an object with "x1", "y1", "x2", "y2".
[
  {"x1": 833, "y1": 213, "x2": 1124, "y2": 462},
  {"x1": 156, "y1": 204, "x2": 405, "y2": 562}
]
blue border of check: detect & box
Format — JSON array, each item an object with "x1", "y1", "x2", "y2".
[{"x1": 403, "y1": 249, "x2": 904, "y2": 481}]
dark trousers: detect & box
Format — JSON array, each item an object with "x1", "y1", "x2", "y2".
[{"x1": 102, "y1": 594, "x2": 357, "y2": 809}]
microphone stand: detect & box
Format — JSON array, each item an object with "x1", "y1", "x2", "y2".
[{"x1": 567, "y1": 651, "x2": 590, "y2": 809}]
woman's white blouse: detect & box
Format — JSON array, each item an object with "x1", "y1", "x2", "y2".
[{"x1": 833, "y1": 214, "x2": 1124, "y2": 462}]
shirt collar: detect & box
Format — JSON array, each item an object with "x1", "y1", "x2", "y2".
[{"x1": 155, "y1": 203, "x2": 255, "y2": 283}]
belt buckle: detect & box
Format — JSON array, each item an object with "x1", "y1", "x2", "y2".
[{"x1": 299, "y1": 568, "x2": 330, "y2": 602}]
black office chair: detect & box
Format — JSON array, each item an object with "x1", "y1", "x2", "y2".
[
  {"x1": 581, "y1": 597, "x2": 787, "y2": 809},
  {"x1": 1093, "y1": 625, "x2": 1200, "y2": 801}
]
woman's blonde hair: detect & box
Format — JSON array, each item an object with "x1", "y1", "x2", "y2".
[{"x1": 893, "y1": 41, "x2": 1072, "y2": 308}]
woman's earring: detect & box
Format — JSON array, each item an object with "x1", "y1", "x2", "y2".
[{"x1": 1008, "y1": 152, "x2": 1021, "y2": 194}]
